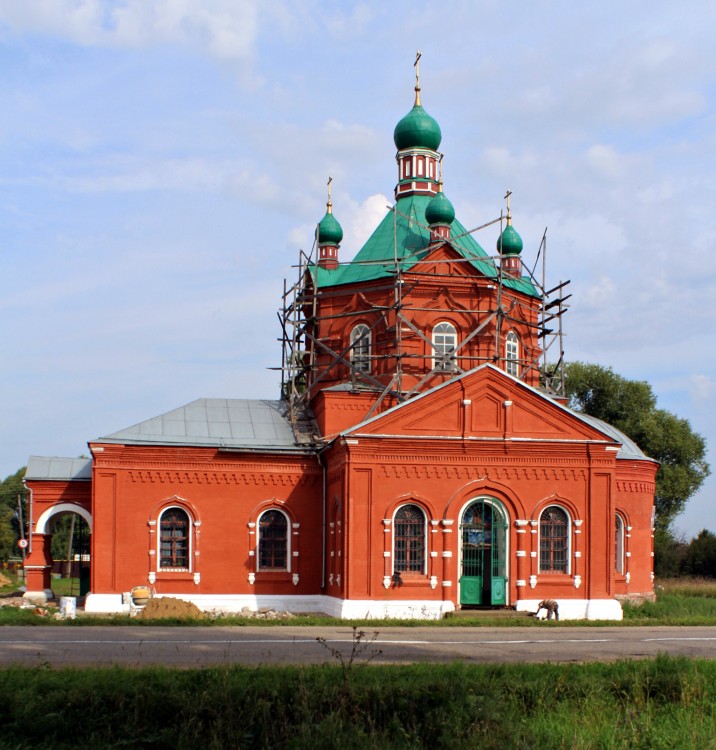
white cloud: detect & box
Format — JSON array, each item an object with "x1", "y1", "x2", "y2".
[{"x1": 0, "y1": 0, "x2": 259, "y2": 62}]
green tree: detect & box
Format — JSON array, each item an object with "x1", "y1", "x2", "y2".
[
  {"x1": 683, "y1": 529, "x2": 716, "y2": 578},
  {"x1": 564, "y1": 362, "x2": 710, "y2": 532},
  {"x1": 0, "y1": 468, "x2": 26, "y2": 562}
]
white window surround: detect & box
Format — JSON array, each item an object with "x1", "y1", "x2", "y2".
[
  {"x1": 257, "y1": 508, "x2": 291, "y2": 572},
  {"x1": 615, "y1": 513, "x2": 625, "y2": 575},
  {"x1": 158, "y1": 505, "x2": 193, "y2": 572},
  {"x1": 350, "y1": 324, "x2": 371, "y2": 373},
  {"x1": 538, "y1": 505, "x2": 571, "y2": 575},
  {"x1": 505, "y1": 331, "x2": 519, "y2": 377},
  {"x1": 432, "y1": 321, "x2": 458, "y2": 371},
  {"x1": 392, "y1": 503, "x2": 428, "y2": 575}
]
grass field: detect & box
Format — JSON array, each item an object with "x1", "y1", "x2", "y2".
[
  {"x1": 0, "y1": 656, "x2": 713, "y2": 748},
  {"x1": 1, "y1": 575, "x2": 714, "y2": 747}
]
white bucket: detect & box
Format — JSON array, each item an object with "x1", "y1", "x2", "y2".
[{"x1": 59, "y1": 596, "x2": 77, "y2": 619}]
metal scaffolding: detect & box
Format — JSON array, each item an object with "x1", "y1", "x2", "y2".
[{"x1": 276, "y1": 207, "x2": 570, "y2": 440}]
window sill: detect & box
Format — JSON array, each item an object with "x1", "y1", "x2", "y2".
[
  {"x1": 255, "y1": 570, "x2": 293, "y2": 582},
  {"x1": 155, "y1": 570, "x2": 194, "y2": 581},
  {"x1": 392, "y1": 574, "x2": 429, "y2": 587}
]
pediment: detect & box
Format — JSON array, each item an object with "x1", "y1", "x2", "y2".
[
  {"x1": 417, "y1": 243, "x2": 477, "y2": 277},
  {"x1": 345, "y1": 366, "x2": 618, "y2": 446}
]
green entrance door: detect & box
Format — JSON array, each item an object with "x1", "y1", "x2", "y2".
[{"x1": 460, "y1": 499, "x2": 508, "y2": 606}]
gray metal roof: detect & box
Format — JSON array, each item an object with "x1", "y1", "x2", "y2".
[
  {"x1": 97, "y1": 398, "x2": 303, "y2": 451},
  {"x1": 573, "y1": 412, "x2": 653, "y2": 461},
  {"x1": 25, "y1": 456, "x2": 92, "y2": 481}
]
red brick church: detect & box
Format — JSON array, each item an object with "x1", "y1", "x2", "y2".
[{"x1": 23, "y1": 71, "x2": 657, "y2": 620}]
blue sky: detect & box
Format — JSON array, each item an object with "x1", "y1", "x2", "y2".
[{"x1": 1, "y1": 0, "x2": 714, "y2": 537}]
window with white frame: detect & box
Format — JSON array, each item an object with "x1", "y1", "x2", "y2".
[
  {"x1": 258, "y1": 509, "x2": 289, "y2": 570},
  {"x1": 159, "y1": 507, "x2": 190, "y2": 569},
  {"x1": 505, "y1": 331, "x2": 519, "y2": 377},
  {"x1": 539, "y1": 506, "x2": 570, "y2": 574},
  {"x1": 393, "y1": 504, "x2": 426, "y2": 574},
  {"x1": 432, "y1": 322, "x2": 458, "y2": 371},
  {"x1": 615, "y1": 513, "x2": 625, "y2": 575},
  {"x1": 350, "y1": 324, "x2": 371, "y2": 373}
]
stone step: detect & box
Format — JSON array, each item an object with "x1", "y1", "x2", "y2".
[{"x1": 445, "y1": 608, "x2": 531, "y2": 619}]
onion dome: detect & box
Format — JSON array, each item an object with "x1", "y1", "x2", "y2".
[
  {"x1": 425, "y1": 182, "x2": 455, "y2": 226},
  {"x1": 394, "y1": 86, "x2": 442, "y2": 151},
  {"x1": 318, "y1": 202, "x2": 343, "y2": 246},
  {"x1": 497, "y1": 221, "x2": 523, "y2": 256}
]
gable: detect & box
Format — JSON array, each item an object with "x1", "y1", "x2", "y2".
[{"x1": 345, "y1": 365, "x2": 617, "y2": 446}]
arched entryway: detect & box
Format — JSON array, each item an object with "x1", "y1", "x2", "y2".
[
  {"x1": 24, "y1": 503, "x2": 92, "y2": 601},
  {"x1": 459, "y1": 497, "x2": 509, "y2": 607}
]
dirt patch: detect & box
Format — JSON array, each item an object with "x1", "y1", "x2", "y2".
[
  {"x1": 0, "y1": 572, "x2": 12, "y2": 587},
  {"x1": 137, "y1": 596, "x2": 204, "y2": 620}
]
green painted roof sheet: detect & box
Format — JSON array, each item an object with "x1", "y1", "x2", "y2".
[{"x1": 314, "y1": 194, "x2": 539, "y2": 297}]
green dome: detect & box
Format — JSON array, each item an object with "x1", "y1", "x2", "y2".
[
  {"x1": 394, "y1": 104, "x2": 442, "y2": 151},
  {"x1": 318, "y1": 208, "x2": 343, "y2": 245},
  {"x1": 425, "y1": 187, "x2": 455, "y2": 226},
  {"x1": 497, "y1": 224, "x2": 523, "y2": 256}
]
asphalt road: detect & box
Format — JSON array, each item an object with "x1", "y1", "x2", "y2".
[{"x1": 0, "y1": 625, "x2": 714, "y2": 667}]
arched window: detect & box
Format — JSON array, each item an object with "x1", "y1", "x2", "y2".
[
  {"x1": 159, "y1": 507, "x2": 190, "y2": 569},
  {"x1": 350, "y1": 324, "x2": 371, "y2": 373},
  {"x1": 433, "y1": 322, "x2": 458, "y2": 371},
  {"x1": 539, "y1": 506, "x2": 569, "y2": 574},
  {"x1": 505, "y1": 331, "x2": 519, "y2": 377},
  {"x1": 615, "y1": 513, "x2": 625, "y2": 575},
  {"x1": 258, "y1": 510, "x2": 289, "y2": 570},
  {"x1": 394, "y1": 504, "x2": 426, "y2": 574}
]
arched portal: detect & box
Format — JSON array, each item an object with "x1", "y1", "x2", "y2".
[
  {"x1": 26, "y1": 504, "x2": 92, "y2": 600},
  {"x1": 459, "y1": 497, "x2": 509, "y2": 607}
]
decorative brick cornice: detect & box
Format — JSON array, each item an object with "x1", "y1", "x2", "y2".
[
  {"x1": 616, "y1": 480, "x2": 656, "y2": 494},
  {"x1": 128, "y1": 469, "x2": 317, "y2": 487}
]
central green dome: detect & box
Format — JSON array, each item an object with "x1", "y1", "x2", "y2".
[{"x1": 394, "y1": 103, "x2": 442, "y2": 151}]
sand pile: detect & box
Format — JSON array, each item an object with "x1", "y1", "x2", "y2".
[{"x1": 136, "y1": 596, "x2": 204, "y2": 620}]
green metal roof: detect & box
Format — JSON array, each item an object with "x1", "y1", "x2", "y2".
[{"x1": 314, "y1": 194, "x2": 539, "y2": 297}]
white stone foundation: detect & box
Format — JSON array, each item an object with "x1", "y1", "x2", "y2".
[
  {"x1": 84, "y1": 592, "x2": 455, "y2": 620},
  {"x1": 516, "y1": 598, "x2": 623, "y2": 621}
]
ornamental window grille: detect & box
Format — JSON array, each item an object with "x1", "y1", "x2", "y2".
[
  {"x1": 394, "y1": 504, "x2": 426, "y2": 574},
  {"x1": 160, "y1": 507, "x2": 190, "y2": 569},
  {"x1": 615, "y1": 513, "x2": 625, "y2": 575},
  {"x1": 539, "y1": 506, "x2": 569, "y2": 574},
  {"x1": 505, "y1": 331, "x2": 519, "y2": 377},
  {"x1": 350, "y1": 324, "x2": 371, "y2": 373},
  {"x1": 433, "y1": 322, "x2": 458, "y2": 371},
  {"x1": 258, "y1": 510, "x2": 289, "y2": 570}
]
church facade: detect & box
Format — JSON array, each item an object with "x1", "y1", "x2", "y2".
[{"x1": 23, "y1": 76, "x2": 657, "y2": 620}]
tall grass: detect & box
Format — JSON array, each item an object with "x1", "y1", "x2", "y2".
[{"x1": 0, "y1": 656, "x2": 713, "y2": 748}]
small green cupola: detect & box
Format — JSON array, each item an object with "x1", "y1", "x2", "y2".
[
  {"x1": 497, "y1": 190, "x2": 524, "y2": 278},
  {"x1": 497, "y1": 223, "x2": 523, "y2": 256},
  {"x1": 317, "y1": 177, "x2": 342, "y2": 270},
  {"x1": 425, "y1": 180, "x2": 455, "y2": 240},
  {"x1": 318, "y1": 204, "x2": 343, "y2": 246},
  {"x1": 425, "y1": 181, "x2": 455, "y2": 226}
]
